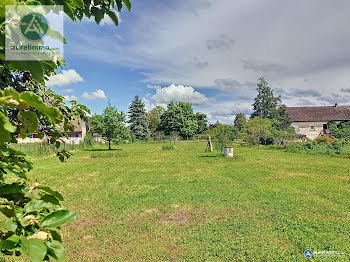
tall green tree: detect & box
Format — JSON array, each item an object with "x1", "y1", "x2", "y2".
[
  {"x1": 0, "y1": 0, "x2": 132, "y2": 260},
  {"x1": 91, "y1": 103, "x2": 129, "y2": 150},
  {"x1": 251, "y1": 77, "x2": 281, "y2": 119},
  {"x1": 159, "y1": 101, "x2": 198, "y2": 139},
  {"x1": 195, "y1": 112, "x2": 208, "y2": 134},
  {"x1": 147, "y1": 106, "x2": 165, "y2": 136},
  {"x1": 251, "y1": 78, "x2": 293, "y2": 133},
  {"x1": 234, "y1": 113, "x2": 247, "y2": 131},
  {"x1": 128, "y1": 96, "x2": 150, "y2": 140}
]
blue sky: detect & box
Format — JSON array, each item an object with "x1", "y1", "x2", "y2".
[{"x1": 47, "y1": 0, "x2": 350, "y2": 123}]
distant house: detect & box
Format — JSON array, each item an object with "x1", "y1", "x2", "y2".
[
  {"x1": 18, "y1": 119, "x2": 87, "y2": 144},
  {"x1": 286, "y1": 104, "x2": 350, "y2": 139}
]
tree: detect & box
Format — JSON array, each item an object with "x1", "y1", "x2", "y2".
[
  {"x1": 195, "y1": 112, "x2": 208, "y2": 134},
  {"x1": 251, "y1": 77, "x2": 281, "y2": 119},
  {"x1": 234, "y1": 113, "x2": 247, "y2": 131},
  {"x1": 128, "y1": 96, "x2": 150, "y2": 140},
  {"x1": 328, "y1": 121, "x2": 350, "y2": 140},
  {"x1": 213, "y1": 124, "x2": 239, "y2": 154},
  {"x1": 159, "y1": 101, "x2": 198, "y2": 139},
  {"x1": 244, "y1": 117, "x2": 273, "y2": 145},
  {"x1": 91, "y1": 103, "x2": 129, "y2": 150},
  {"x1": 147, "y1": 106, "x2": 165, "y2": 136},
  {"x1": 0, "y1": 1, "x2": 132, "y2": 260}
]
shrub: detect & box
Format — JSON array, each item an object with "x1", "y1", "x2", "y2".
[
  {"x1": 314, "y1": 136, "x2": 333, "y2": 145},
  {"x1": 84, "y1": 132, "x2": 94, "y2": 145},
  {"x1": 162, "y1": 144, "x2": 176, "y2": 151}
]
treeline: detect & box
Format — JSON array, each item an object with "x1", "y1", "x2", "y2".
[
  {"x1": 88, "y1": 96, "x2": 210, "y2": 148},
  {"x1": 88, "y1": 77, "x2": 298, "y2": 149}
]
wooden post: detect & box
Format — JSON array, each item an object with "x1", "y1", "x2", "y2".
[{"x1": 206, "y1": 136, "x2": 213, "y2": 152}]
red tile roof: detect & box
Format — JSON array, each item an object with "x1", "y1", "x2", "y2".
[{"x1": 286, "y1": 105, "x2": 350, "y2": 122}]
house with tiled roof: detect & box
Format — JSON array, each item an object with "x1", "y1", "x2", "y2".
[
  {"x1": 18, "y1": 119, "x2": 86, "y2": 144},
  {"x1": 285, "y1": 104, "x2": 350, "y2": 139}
]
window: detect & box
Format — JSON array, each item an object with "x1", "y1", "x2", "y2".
[
  {"x1": 292, "y1": 124, "x2": 299, "y2": 131},
  {"x1": 310, "y1": 124, "x2": 315, "y2": 131},
  {"x1": 75, "y1": 133, "x2": 79, "y2": 138}
]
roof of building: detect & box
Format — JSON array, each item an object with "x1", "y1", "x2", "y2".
[
  {"x1": 286, "y1": 105, "x2": 350, "y2": 122},
  {"x1": 59, "y1": 119, "x2": 85, "y2": 133}
]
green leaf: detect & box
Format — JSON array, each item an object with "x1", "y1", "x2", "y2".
[
  {"x1": 107, "y1": 10, "x2": 119, "y2": 26},
  {"x1": 0, "y1": 220, "x2": 17, "y2": 232},
  {"x1": 40, "y1": 210, "x2": 77, "y2": 229},
  {"x1": 47, "y1": 240, "x2": 65, "y2": 262},
  {"x1": 71, "y1": 0, "x2": 84, "y2": 8},
  {"x1": 123, "y1": 0, "x2": 132, "y2": 11},
  {"x1": 38, "y1": 186, "x2": 64, "y2": 201},
  {"x1": 1, "y1": 235, "x2": 20, "y2": 251},
  {"x1": 24, "y1": 199, "x2": 56, "y2": 213},
  {"x1": 20, "y1": 237, "x2": 47, "y2": 262},
  {"x1": 40, "y1": 194, "x2": 60, "y2": 205},
  {"x1": 0, "y1": 111, "x2": 16, "y2": 133},
  {"x1": 20, "y1": 92, "x2": 63, "y2": 124},
  {"x1": 94, "y1": 8, "x2": 104, "y2": 24},
  {"x1": 18, "y1": 111, "x2": 39, "y2": 138}
]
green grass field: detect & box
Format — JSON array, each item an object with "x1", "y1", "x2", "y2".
[{"x1": 6, "y1": 142, "x2": 350, "y2": 261}]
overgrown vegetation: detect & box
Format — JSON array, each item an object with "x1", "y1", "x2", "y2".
[
  {"x1": 328, "y1": 121, "x2": 350, "y2": 140},
  {"x1": 276, "y1": 139, "x2": 350, "y2": 156}
]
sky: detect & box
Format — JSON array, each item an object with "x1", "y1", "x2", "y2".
[{"x1": 47, "y1": 0, "x2": 350, "y2": 123}]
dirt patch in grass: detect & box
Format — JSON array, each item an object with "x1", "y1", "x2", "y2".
[
  {"x1": 160, "y1": 213, "x2": 191, "y2": 224},
  {"x1": 70, "y1": 217, "x2": 104, "y2": 230}
]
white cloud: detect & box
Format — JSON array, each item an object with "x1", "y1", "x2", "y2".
[
  {"x1": 46, "y1": 70, "x2": 83, "y2": 87},
  {"x1": 64, "y1": 95, "x2": 78, "y2": 101},
  {"x1": 62, "y1": 88, "x2": 74, "y2": 93},
  {"x1": 151, "y1": 84, "x2": 209, "y2": 105},
  {"x1": 82, "y1": 89, "x2": 107, "y2": 100}
]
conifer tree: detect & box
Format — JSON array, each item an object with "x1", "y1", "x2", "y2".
[{"x1": 128, "y1": 96, "x2": 150, "y2": 140}]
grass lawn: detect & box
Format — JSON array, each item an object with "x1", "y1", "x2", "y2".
[{"x1": 5, "y1": 142, "x2": 350, "y2": 261}]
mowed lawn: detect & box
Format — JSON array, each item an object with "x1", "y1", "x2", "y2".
[{"x1": 22, "y1": 142, "x2": 350, "y2": 261}]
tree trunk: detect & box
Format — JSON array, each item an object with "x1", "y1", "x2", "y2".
[{"x1": 108, "y1": 140, "x2": 111, "y2": 150}]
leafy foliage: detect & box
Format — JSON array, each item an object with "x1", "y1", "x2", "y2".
[
  {"x1": 233, "y1": 113, "x2": 246, "y2": 131},
  {"x1": 244, "y1": 117, "x2": 295, "y2": 145},
  {"x1": 159, "y1": 102, "x2": 198, "y2": 139},
  {"x1": 0, "y1": 0, "x2": 132, "y2": 260},
  {"x1": 279, "y1": 139, "x2": 349, "y2": 156},
  {"x1": 147, "y1": 106, "x2": 165, "y2": 136},
  {"x1": 90, "y1": 103, "x2": 129, "y2": 150},
  {"x1": 195, "y1": 112, "x2": 208, "y2": 134},
  {"x1": 251, "y1": 77, "x2": 281, "y2": 119},
  {"x1": 128, "y1": 96, "x2": 150, "y2": 140},
  {"x1": 83, "y1": 132, "x2": 94, "y2": 145},
  {"x1": 213, "y1": 124, "x2": 238, "y2": 154},
  {"x1": 328, "y1": 121, "x2": 350, "y2": 140}
]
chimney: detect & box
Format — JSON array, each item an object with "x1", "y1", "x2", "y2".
[{"x1": 334, "y1": 103, "x2": 338, "y2": 107}]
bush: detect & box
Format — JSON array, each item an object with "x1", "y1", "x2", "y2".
[
  {"x1": 84, "y1": 132, "x2": 94, "y2": 145},
  {"x1": 162, "y1": 144, "x2": 176, "y2": 151},
  {"x1": 278, "y1": 139, "x2": 349, "y2": 156},
  {"x1": 314, "y1": 136, "x2": 333, "y2": 145}
]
